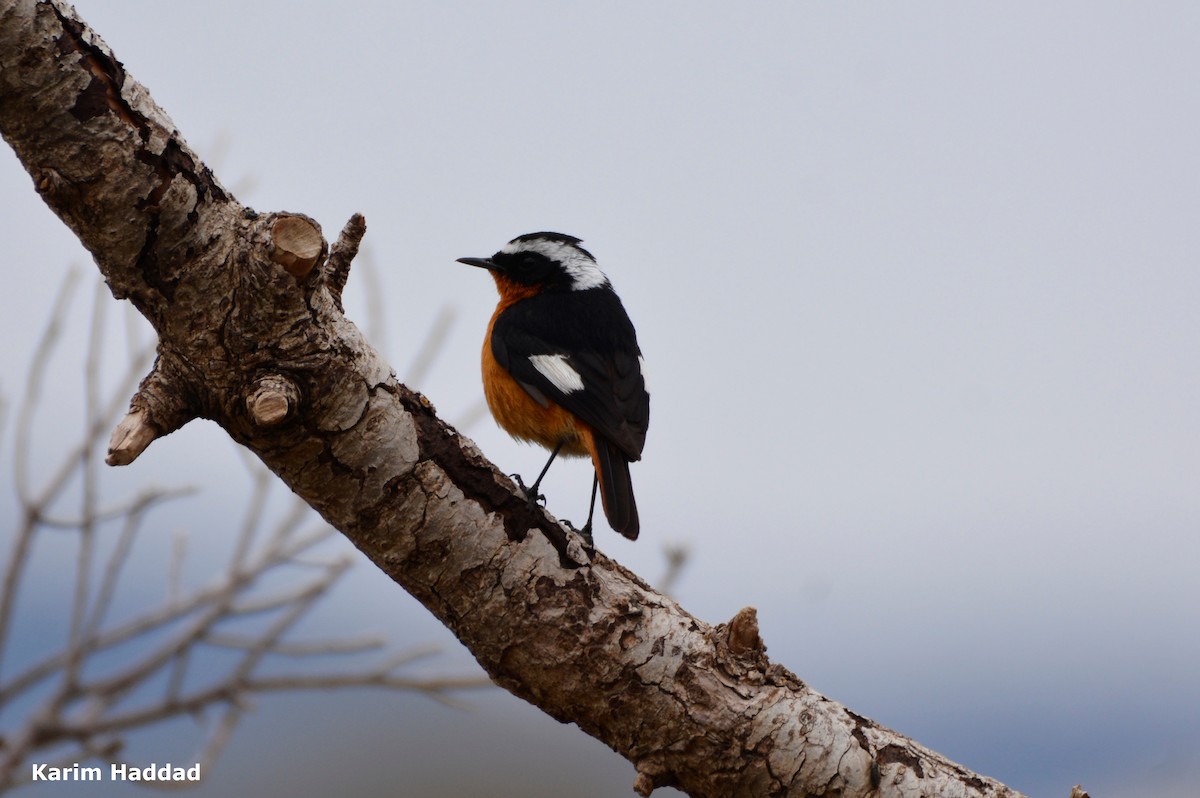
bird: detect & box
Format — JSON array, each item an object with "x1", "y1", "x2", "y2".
[{"x1": 458, "y1": 232, "x2": 650, "y2": 540}]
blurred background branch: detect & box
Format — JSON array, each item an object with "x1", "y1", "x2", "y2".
[{"x1": 0, "y1": 272, "x2": 492, "y2": 791}]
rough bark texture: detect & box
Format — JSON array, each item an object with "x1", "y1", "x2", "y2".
[{"x1": 0, "y1": 2, "x2": 1054, "y2": 795}]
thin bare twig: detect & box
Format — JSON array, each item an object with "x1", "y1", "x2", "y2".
[
  {"x1": 229, "y1": 454, "x2": 273, "y2": 570},
  {"x1": 12, "y1": 268, "x2": 82, "y2": 508},
  {"x1": 0, "y1": 271, "x2": 82, "y2": 680},
  {"x1": 65, "y1": 282, "x2": 109, "y2": 687},
  {"x1": 167, "y1": 529, "x2": 187, "y2": 607},
  {"x1": 33, "y1": 488, "x2": 195, "y2": 529},
  {"x1": 194, "y1": 704, "x2": 242, "y2": 781},
  {"x1": 658, "y1": 542, "x2": 692, "y2": 598},
  {"x1": 404, "y1": 304, "x2": 456, "y2": 386},
  {"x1": 203, "y1": 633, "x2": 387, "y2": 657},
  {"x1": 85, "y1": 489, "x2": 198, "y2": 639}
]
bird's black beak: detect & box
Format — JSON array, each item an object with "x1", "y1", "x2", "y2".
[{"x1": 456, "y1": 256, "x2": 495, "y2": 270}]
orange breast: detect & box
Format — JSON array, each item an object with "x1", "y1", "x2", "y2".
[{"x1": 482, "y1": 300, "x2": 593, "y2": 458}]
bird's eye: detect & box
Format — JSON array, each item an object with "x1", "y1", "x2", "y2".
[{"x1": 497, "y1": 251, "x2": 553, "y2": 285}]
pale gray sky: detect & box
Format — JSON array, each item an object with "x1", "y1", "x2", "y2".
[{"x1": 2, "y1": 3, "x2": 1198, "y2": 796}]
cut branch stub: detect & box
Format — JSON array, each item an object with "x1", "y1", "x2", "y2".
[
  {"x1": 726, "y1": 606, "x2": 764, "y2": 657},
  {"x1": 106, "y1": 408, "x2": 158, "y2": 466},
  {"x1": 326, "y1": 213, "x2": 366, "y2": 312},
  {"x1": 106, "y1": 354, "x2": 196, "y2": 466},
  {"x1": 268, "y1": 214, "x2": 325, "y2": 278},
  {"x1": 246, "y1": 374, "x2": 300, "y2": 428},
  {"x1": 633, "y1": 772, "x2": 656, "y2": 798}
]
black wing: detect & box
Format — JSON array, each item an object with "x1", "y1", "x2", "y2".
[{"x1": 491, "y1": 288, "x2": 649, "y2": 461}]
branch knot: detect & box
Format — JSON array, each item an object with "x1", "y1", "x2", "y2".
[{"x1": 245, "y1": 374, "x2": 301, "y2": 428}]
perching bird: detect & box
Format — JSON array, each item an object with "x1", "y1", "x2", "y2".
[{"x1": 458, "y1": 233, "x2": 650, "y2": 540}]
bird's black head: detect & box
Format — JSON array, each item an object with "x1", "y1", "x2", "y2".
[{"x1": 457, "y1": 232, "x2": 609, "y2": 292}]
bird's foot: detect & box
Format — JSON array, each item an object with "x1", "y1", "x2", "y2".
[
  {"x1": 510, "y1": 473, "x2": 546, "y2": 508},
  {"x1": 561, "y1": 518, "x2": 594, "y2": 547}
]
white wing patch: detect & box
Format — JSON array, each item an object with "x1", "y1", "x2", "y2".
[{"x1": 529, "y1": 354, "x2": 585, "y2": 394}]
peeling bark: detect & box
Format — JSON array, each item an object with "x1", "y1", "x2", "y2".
[{"x1": 0, "y1": 2, "x2": 1080, "y2": 795}]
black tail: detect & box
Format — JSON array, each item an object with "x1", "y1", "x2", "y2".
[{"x1": 593, "y1": 439, "x2": 639, "y2": 540}]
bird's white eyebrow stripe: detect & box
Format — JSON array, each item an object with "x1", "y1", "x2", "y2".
[
  {"x1": 529, "y1": 354, "x2": 584, "y2": 393},
  {"x1": 500, "y1": 238, "x2": 609, "y2": 291}
]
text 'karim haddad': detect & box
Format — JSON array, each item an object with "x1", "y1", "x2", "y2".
[{"x1": 31, "y1": 762, "x2": 201, "y2": 782}]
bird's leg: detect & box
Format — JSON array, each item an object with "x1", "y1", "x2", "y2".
[
  {"x1": 513, "y1": 440, "x2": 565, "y2": 508},
  {"x1": 581, "y1": 473, "x2": 598, "y2": 538},
  {"x1": 560, "y1": 476, "x2": 598, "y2": 547},
  {"x1": 526, "y1": 441, "x2": 565, "y2": 504}
]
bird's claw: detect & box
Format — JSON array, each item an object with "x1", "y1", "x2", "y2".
[
  {"x1": 510, "y1": 473, "x2": 546, "y2": 508},
  {"x1": 561, "y1": 518, "x2": 594, "y2": 547}
]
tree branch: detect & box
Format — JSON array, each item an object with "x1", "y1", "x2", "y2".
[{"x1": 0, "y1": 2, "x2": 1080, "y2": 795}]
